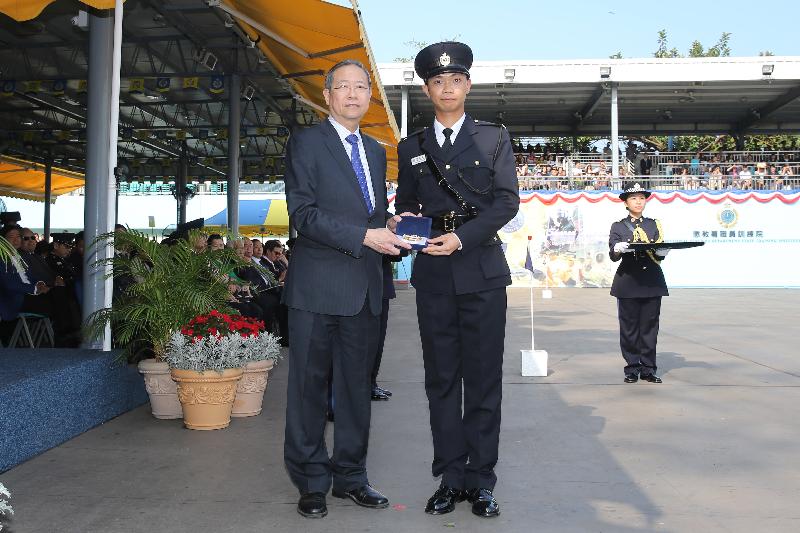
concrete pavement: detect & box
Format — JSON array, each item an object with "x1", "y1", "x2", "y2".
[{"x1": 2, "y1": 288, "x2": 799, "y2": 532}]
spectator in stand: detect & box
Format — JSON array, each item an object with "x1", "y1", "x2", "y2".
[
  {"x1": 768, "y1": 165, "x2": 779, "y2": 190},
  {"x1": 739, "y1": 165, "x2": 753, "y2": 190},
  {"x1": 677, "y1": 167, "x2": 695, "y2": 190},
  {"x1": 0, "y1": 225, "x2": 51, "y2": 344},
  {"x1": 690, "y1": 153, "x2": 700, "y2": 175},
  {"x1": 777, "y1": 165, "x2": 793, "y2": 190},
  {"x1": 207, "y1": 234, "x2": 225, "y2": 251},
  {"x1": 754, "y1": 162, "x2": 768, "y2": 189},
  {"x1": 639, "y1": 154, "x2": 652, "y2": 176},
  {"x1": 190, "y1": 232, "x2": 208, "y2": 254},
  {"x1": 708, "y1": 165, "x2": 724, "y2": 190},
  {"x1": 234, "y1": 238, "x2": 282, "y2": 340}
]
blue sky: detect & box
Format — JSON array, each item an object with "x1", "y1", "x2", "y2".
[{"x1": 349, "y1": 0, "x2": 799, "y2": 62}]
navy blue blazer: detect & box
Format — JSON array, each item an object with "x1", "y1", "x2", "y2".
[
  {"x1": 282, "y1": 119, "x2": 388, "y2": 316},
  {"x1": 0, "y1": 258, "x2": 40, "y2": 321}
]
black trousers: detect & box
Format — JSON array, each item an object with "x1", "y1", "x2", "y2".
[
  {"x1": 416, "y1": 288, "x2": 506, "y2": 491},
  {"x1": 617, "y1": 296, "x2": 662, "y2": 376},
  {"x1": 371, "y1": 298, "x2": 391, "y2": 386},
  {"x1": 284, "y1": 299, "x2": 379, "y2": 494}
]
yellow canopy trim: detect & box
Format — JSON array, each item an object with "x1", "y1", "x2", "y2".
[
  {"x1": 0, "y1": 156, "x2": 85, "y2": 202},
  {"x1": 220, "y1": 0, "x2": 400, "y2": 179},
  {"x1": 0, "y1": 0, "x2": 122, "y2": 22}
]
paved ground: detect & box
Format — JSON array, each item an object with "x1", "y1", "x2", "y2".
[{"x1": 2, "y1": 288, "x2": 799, "y2": 533}]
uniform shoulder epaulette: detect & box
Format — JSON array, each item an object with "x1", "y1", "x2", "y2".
[
  {"x1": 472, "y1": 119, "x2": 504, "y2": 128},
  {"x1": 399, "y1": 128, "x2": 426, "y2": 143}
]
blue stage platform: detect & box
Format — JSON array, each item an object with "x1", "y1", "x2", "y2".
[{"x1": 0, "y1": 348, "x2": 147, "y2": 472}]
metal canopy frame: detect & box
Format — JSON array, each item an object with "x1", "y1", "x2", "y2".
[
  {"x1": 0, "y1": 0, "x2": 318, "y2": 183},
  {"x1": 380, "y1": 57, "x2": 800, "y2": 138}
]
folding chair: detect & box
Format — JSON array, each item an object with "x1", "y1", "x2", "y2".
[{"x1": 8, "y1": 313, "x2": 55, "y2": 348}]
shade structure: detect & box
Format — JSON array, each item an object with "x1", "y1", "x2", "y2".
[
  {"x1": 0, "y1": 155, "x2": 84, "y2": 201},
  {"x1": 220, "y1": 0, "x2": 400, "y2": 178},
  {"x1": 204, "y1": 199, "x2": 289, "y2": 237},
  {"x1": 0, "y1": 0, "x2": 122, "y2": 21}
]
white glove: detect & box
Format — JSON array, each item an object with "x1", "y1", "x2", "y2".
[
  {"x1": 613, "y1": 242, "x2": 632, "y2": 254},
  {"x1": 655, "y1": 248, "x2": 670, "y2": 257}
]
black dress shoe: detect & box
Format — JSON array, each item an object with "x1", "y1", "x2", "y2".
[
  {"x1": 332, "y1": 484, "x2": 389, "y2": 508},
  {"x1": 425, "y1": 484, "x2": 465, "y2": 515},
  {"x1": 297, "y1": 492, "x2": 327, "y2": 518},
  {"x1": 371, "y1": 387, "x2": 390, "y2": 401},
  {"x1": 465, "y1": 488, "x2": 500, "y2": 518},
  {"x1": 375, "y1": 385, "x2": 392, "y2": 397},
  {"x1": 624, "y1": 373, "x2": 639, "y2": 383},
  {"x1": 640, "y1": 373, "x2": 662, "y2": 383}
]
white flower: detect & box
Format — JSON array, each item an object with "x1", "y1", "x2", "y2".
[
  {"x1": 164, "y1": 330, "x2": 282, "y2": 373},
  {"x1": 0, "y1": 481, "x2": 13, "y2": 531}
]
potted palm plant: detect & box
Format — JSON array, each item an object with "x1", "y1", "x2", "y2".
[
  {"x1": 86, "y1": 229, "x2": 248, "y2": 419},
  {"x1": 0, "y1": 234, "x2": 20, "y2": 263},
  {"x1": 165, "y1": 311, "x2": 280, "y2": 429}
]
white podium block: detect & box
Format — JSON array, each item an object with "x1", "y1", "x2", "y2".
[{"x1": 521, "y1": 349, "x2": 548, "y2": 377}]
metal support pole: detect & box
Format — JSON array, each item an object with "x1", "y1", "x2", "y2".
[
  {"x1": 82, "y1": 4, "x2": 122, "y2": 350},
  {"x1": 177, "y1": 142, "x2": 188, "y2": 225},
  {"x1": 227, "y1": 74, "x2": 241, "y2": 237},
  {"x1": 611, "y1": 83, "x2": 620, "y2": 181},
  {"x1": 43, "y1": 158, "x2": 52, "y2": 242},
  {"x1": 400, "y1": 85, "x2": 409, "y2": 138}
]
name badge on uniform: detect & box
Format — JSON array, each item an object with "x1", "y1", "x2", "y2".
[{"x1": 411, "y1": 154, "x2": 427, "y2": 166}]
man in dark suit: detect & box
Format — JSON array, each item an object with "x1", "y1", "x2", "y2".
[
  {"x1": 0, "y1": 225, "x2": 50, "y2": 343},
  {"x1": 395, "y1": 42, "x2": 519, "y2": 519},
  {"x1": 282, "y1": 58, "x2": 410, "y2": 519}
]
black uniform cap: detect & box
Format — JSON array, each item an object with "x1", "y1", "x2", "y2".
[
  {"x1": 619, "y1": 183, "x2": 652, "y2": 201},
  {"x1": 176, "y1": 218, "x2": 205, "y2": 234},
  {"x1": 414, "y1": 41, "x2": 473, "y2": 81},
  {"x1": 52, "y1": 232, "x2": 76, "y2": 245}
]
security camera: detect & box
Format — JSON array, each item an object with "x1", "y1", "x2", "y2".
[{"x1": 71, "y1": 10, "x2": 89, "y2": 30}]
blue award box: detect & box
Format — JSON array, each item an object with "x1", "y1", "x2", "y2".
[{"x1": 397, "y1": 215, "x2": 432, "y2": 250}]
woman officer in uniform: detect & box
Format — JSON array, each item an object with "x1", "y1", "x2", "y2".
[{"x1": 609, "y1": 183, "x2": 670, "y2": 384}]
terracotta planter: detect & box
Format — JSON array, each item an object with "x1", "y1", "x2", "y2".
[
  {"x1": 171, "y1": 368, "x2": 244, "y2": 430},
  {"x1": 138, "y1": 358, "x2": 182, "y2": 419},
  {"x1": 232, "y1": 359, "x2": 275, "y2": 418}
]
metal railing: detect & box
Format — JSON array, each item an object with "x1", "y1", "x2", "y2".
[{"x1": 517, "y1": 174, "x2": 800, "y2": 192}]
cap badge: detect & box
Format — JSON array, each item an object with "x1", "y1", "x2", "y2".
[{"x1": 439, "y1": 52, "x2": 451, "y2": 67}]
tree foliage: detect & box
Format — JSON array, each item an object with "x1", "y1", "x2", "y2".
[
  {"x1": 392, "y1": 36, "x2": 462, "y2": 62},
  {"x1": 655, "y1": 29, "x2": 731, "y2": 58}
]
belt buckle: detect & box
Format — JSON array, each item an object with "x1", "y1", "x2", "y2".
[{"x1": 443, "y1": 211, "x2": 456, "y2": 232}]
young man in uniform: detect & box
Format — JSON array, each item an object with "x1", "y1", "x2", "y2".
[{"x1": 395, "y1": 41, "x2": 519, "y2": 518}]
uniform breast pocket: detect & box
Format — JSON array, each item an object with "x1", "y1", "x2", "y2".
[
  {"x1": 414, "y1": 165, "x2": 438, "y2": 195},
  {"x1": 458, "y1": 163, "x2": 494, "y2": 195}
]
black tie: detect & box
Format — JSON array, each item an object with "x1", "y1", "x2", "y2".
[{"x1": 442, "y1": 128, "x2": 454, "y2": 148}]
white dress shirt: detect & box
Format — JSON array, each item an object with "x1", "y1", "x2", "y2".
[
  {"x1": 328, "y1": 117, "x2": 376, "y2": 210},
  {"x1": 433, "y1": 114, "x2": 466, "y2": 148}
]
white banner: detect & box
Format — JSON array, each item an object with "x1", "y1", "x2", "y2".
[{"x1": 491, "y1": 191, "x2": 800, "y2": 288}]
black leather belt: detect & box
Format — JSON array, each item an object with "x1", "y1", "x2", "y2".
[{"x1": 430, "y1": 211, "x2": 474, "y2": 232}]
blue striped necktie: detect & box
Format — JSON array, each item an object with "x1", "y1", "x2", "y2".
[{"x1": 345, "y1": 133, "x2": 374, "y2": 214}]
